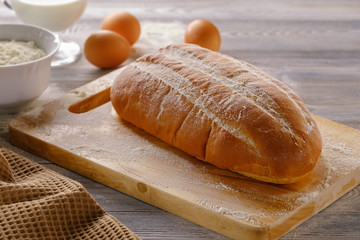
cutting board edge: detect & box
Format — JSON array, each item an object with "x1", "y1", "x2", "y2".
[{"x1": 8, "y1": 124, "x2": 272, "y2": 240}]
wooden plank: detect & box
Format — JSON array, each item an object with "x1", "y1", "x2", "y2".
[{"x1": 8, "y1": 71, "x2": 360, "y2": 239}]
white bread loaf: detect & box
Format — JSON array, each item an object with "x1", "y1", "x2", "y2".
[{"x1": 110, "y1": 43, "x2": 322, "y2": 184}]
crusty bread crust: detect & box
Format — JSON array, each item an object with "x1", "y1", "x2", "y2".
[{"x1": 110, "y1": 43, "x2": 322, "y2": 184}]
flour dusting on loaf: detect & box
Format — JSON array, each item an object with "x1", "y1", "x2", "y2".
[{"x1": 110, "y1": 43, "x2": 322, "y2": 184}]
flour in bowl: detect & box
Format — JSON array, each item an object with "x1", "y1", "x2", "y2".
[{"x1": 0, "y1": 40, "x2": 45, "y2": 65}]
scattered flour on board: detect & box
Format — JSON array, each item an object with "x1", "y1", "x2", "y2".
[
  {"x1": 321, "y1": 137, "x2": 359, "y2": 172},
  {"x1": 323, "y1": 137, "x2": 357, "y2": 156},
  {"x1": 198, "y1": 200, "x2": 266, "y2": 226},
  {"x1": 294, "y1": 136, "x2": 360, "y2": 204},
  {"x1": 295, "y1": 191, "x2": 320, "y2": 204}
]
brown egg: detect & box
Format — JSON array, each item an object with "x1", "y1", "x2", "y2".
[
  {"x1": 101, "y1": 11, "x2": 141, "y2": 45},
  {"x1": 184, "y1": 19, "x2": 221, "y2": 51},
  {"x1": 84, "y1": 30, "x2": 130, "y2": 69}
]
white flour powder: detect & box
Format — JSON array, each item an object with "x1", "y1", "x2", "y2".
[{"x1": 0, "y1": 40, "x2": 45, "y2": 65}]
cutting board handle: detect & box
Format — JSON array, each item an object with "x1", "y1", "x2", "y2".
[{"x1": 68, "y1": 87, "x2": 111, "y2": 114}]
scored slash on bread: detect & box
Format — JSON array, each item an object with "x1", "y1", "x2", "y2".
[{"x1": 110, "y1": 43, "x2": 322, "y2": 184}]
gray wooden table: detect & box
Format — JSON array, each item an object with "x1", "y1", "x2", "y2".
[{"x1": 1, "y1": 0, "x2": 359, "y2": 239}]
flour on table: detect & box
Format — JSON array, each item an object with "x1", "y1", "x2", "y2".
[{"x1": 131, "y1": 20, "x2": 185, "y2": 57}]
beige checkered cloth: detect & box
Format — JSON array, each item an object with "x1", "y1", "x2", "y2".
[{"x1": 0, "y1": 146, "x2": 140, "y2": 240}]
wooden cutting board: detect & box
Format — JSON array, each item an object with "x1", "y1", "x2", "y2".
[{"x1": 9, "y1": 68, "x2": 360, "y2": 240}]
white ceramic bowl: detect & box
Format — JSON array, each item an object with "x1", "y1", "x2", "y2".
[{"x1": 0, "y1": 24, "x2": 60, "y2": 112}]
